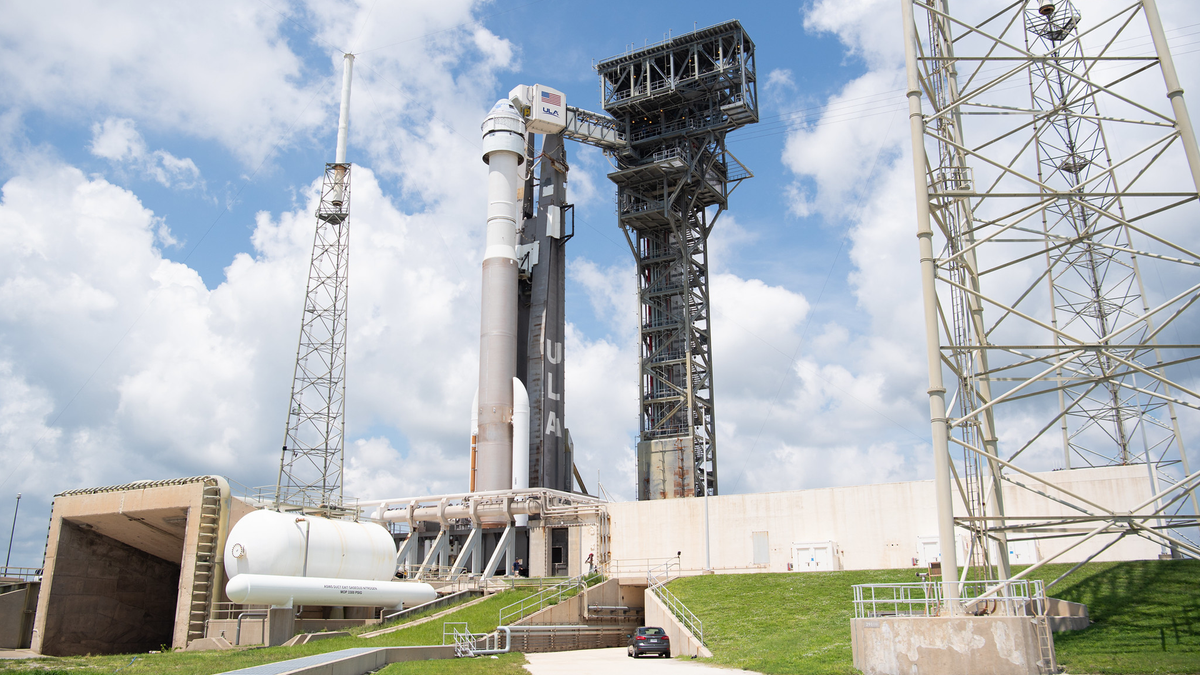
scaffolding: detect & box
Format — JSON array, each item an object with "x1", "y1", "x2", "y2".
[
  {"x1": 597, "y1": 20, "x2": 758, "y2": 499},
  {"x1": 275, "y1": 163, "x2": 353, "y2": 513}
]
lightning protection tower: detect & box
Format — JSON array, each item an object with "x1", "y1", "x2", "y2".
[
  {"x1": 596, "y1": 21, "x2": 758, "y2": 499},
  {"x1": 902, "y1": 0, "x2": 1200, "y2": 597},
  {"x1": 275, "y1": 54, "x2": 356, "y2": 513}
]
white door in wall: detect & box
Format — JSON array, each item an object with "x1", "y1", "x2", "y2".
[
  {"x1": 791, "y1": 542, "x2": 837, "y2": 571},
  {"x1": 917, "y1": 536, "x2": 941, "y2": 567}
]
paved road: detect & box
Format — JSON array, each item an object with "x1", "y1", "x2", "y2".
[{"x1": 524, "y1": 647, "x2": 760, "y2": 674}]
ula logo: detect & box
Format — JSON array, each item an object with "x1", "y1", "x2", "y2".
[{"x1": 541, "y1": 106, "x2": 561, "y2": 118}]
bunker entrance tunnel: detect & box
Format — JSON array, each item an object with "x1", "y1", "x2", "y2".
[
  {"x1": 34, "y1": 478, "x2": 240, "y2": 657},
  {"x1": 41, "y1": 510, "x2": 192, "y2": 656}
]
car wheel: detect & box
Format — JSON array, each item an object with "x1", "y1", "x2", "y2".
[{"x1": 664, "y1": 650, "x2": 671, "y2": 658}]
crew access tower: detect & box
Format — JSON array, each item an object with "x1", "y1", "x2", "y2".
[{"x1": 599, "y1": 22, "x2": 758, "y2": 499}]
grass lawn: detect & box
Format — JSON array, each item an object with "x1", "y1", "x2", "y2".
[
  {"x1": 668, "y1": 559, "x2": 1200, "y2": 675},
  {"x1": 0, "y1": 589, "x2": 531, "y2": 675},
  {"x1": 668, "y1": 568, "x2": 913, "y2": 675},
  {"x1": 1020, "y1": 559, "x2": 1200, "y2": 674}
]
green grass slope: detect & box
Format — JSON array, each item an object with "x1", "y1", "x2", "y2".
[
  {"x1": 0, "y1": 589, "x2": 531, "y2": 675},
  {"x1": 1022, "y1": 560, "x2": 1200, "y2": 674},
  {"x1": 668, "y1": 560, "x2": 1200, "y2": 675}
]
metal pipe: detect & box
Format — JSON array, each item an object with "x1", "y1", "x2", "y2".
[
  {"x1": 359, "y1": 486, "x2": 606, "y2": 508},
  {"x1": 476, "y1": 100, "x2": 527, "y2": 492},
  {"x1": 295, "y1": 517, "x2": 311, "y2": 577},
  {"x1": 380, "y1": 499, "x2": 542, "y2": 524},
  {"x1": 902, "y1": 0, "x2": 960, "y2": 613},
  {"x1": 470, "y1": 625, "x2": 511, "y2": 655},
  {"x1": 235, "y1": 611, "x2": 268, "y2": 646}
]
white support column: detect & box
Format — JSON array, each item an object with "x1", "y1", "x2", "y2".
[
  {"x1": 1143, "y1": 0, "x2": 1200, "y2": 194},
  {"x1": 902, "y1": 0, "x2": 960, "y2": 613}
]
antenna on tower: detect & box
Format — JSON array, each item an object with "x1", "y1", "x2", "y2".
[{"x1": 275, "y1": 53, "x2": 356, "y2": 514}]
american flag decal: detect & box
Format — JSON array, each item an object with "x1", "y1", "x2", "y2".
[{"x1": 541, "y1": 90, "x2": 562, "y2": 106}]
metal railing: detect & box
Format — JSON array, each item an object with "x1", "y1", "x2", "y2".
[
  {"x1": 498, "y1": 564, "x2": 605, "y2": 626},
  {"x1": 0, "y1": 567, "x2": 41, "y2": 582},
  {"x1": 443, "y1": 622, "x2": 510, "y2": 657},
  {"x1": 647, "y1": 559, "x2": 705, "y2": 646},
  {"x1": 852, "y1": 579, "x2": 1048, "y2": 619}
]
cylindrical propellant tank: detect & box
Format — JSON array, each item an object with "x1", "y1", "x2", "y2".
[
  {"x1": 475, "y1": 99, "x2": 527, "y2": 492},
  {"x1": 223, "y1": 509, "x2": 396, "y2": 581},
  {"x1": 226, "y1": 573, "x2": 436, "y2": 610}
]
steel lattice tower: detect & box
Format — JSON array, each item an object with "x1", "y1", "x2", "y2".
[
  {"x1": 275, "y1": 55, "x2": 355, "y2": 512},
  {"x1": 902, "y1": 0, "x2": 1200, "y2": 594},
  {"x1": 596, "y1": 21, "x2": 757, "y2": 499}
]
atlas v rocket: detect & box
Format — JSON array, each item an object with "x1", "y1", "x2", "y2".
[
  {"x1": 474, "y1": 99, "x2": 528, "y2": 495},
  {"x1": 470, "y1": 86, "x2": 572, "y2": 504}
]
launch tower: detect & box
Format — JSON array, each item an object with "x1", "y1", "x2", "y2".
[{"x1": 597, "y1": 21, "x2": 758, "y2": 499}]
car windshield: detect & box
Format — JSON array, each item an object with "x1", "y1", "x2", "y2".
[{"x1": 642, "y1": 628, "x2": 664, "y2": 636}]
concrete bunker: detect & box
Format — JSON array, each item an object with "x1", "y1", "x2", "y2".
[{"x1": 32, "y1": 477, "x2": 250, "y2": 655}]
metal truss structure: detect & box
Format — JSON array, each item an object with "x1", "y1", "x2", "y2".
[
  {"x1": 902, "y1": 0, "x2": 1200, "y2": 596},
  {"x1": 596, "y1": 20, "x2": 758, "y2": 499},
  {"x1": 275, "y1": 162, "x2": 352, "y2": 512}
]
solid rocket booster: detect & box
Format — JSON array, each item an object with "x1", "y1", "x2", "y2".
[{"x1": 475, "y1": 100, "x2": 527, "y2": 492}]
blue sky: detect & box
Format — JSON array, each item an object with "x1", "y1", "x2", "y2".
[{"x1": 0, "y1": 0, "x2": 1196, "y2": 568}]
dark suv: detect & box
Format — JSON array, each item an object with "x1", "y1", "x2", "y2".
[{"x1": 627, "y1": 626, "x2": 671, "y2": 658}]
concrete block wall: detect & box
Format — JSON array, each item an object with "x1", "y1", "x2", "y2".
[{"x1": 606, "y1": 466, "x2": 1158, "y2": 574}]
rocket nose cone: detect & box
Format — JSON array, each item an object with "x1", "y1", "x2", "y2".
[
  {"x1": 483, "y1": 99, "x2": 526, "y2": 129},
  {"x1": 489, "y1": 99, "x2": 518, "y2": 114}
]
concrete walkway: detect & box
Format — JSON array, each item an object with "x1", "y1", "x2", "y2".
[
  {"x1": 524, "y1": 647, "x2": 761, "y2": 674},
  {"x1": 0, "y1": 649, "x2": 39, "y2": 660}
]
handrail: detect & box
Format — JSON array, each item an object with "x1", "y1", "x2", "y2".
[
  {"x1": 0, "y1": 567, "x2": 42, "y2": 582},
  {"x1": 852, "y1": 579, "x2": 1048, "y2": 619},
  {"x1": 647, "y1": 558, "x2": 705, "y2": 646},
  {"x1": 498, "y1": 563, "x2": 606, "y2": 626},
  {"x1": 443, "y1": 622, "x2": 510, "y2": 657}
]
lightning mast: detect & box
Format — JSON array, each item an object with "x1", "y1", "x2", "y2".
[
  {"x1": 902, "y1": 0, "x2": 1200, "y2": 595},
  {"x1": 275, "y1": 53, "x2": 355, "y2": 513}
]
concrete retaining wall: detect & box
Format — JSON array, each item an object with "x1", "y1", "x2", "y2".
[
  {"x1": 851, "y1": 616, "x2": 1052, "y2": 675},
  {"x1": 643, "y1": 590, "x2": 711, "y2": 658},
  {"x1": 0, "y1": 582, "x2": 38, "y2": 649}
]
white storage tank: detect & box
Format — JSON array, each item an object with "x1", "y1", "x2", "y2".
[{"x1": 224, "y1": 509, "x2": 396, "y2": 581}]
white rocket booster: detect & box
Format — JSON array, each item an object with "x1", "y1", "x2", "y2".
[{"x1": 474, "y1": 100, "x2": 527, "y2": 493}]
